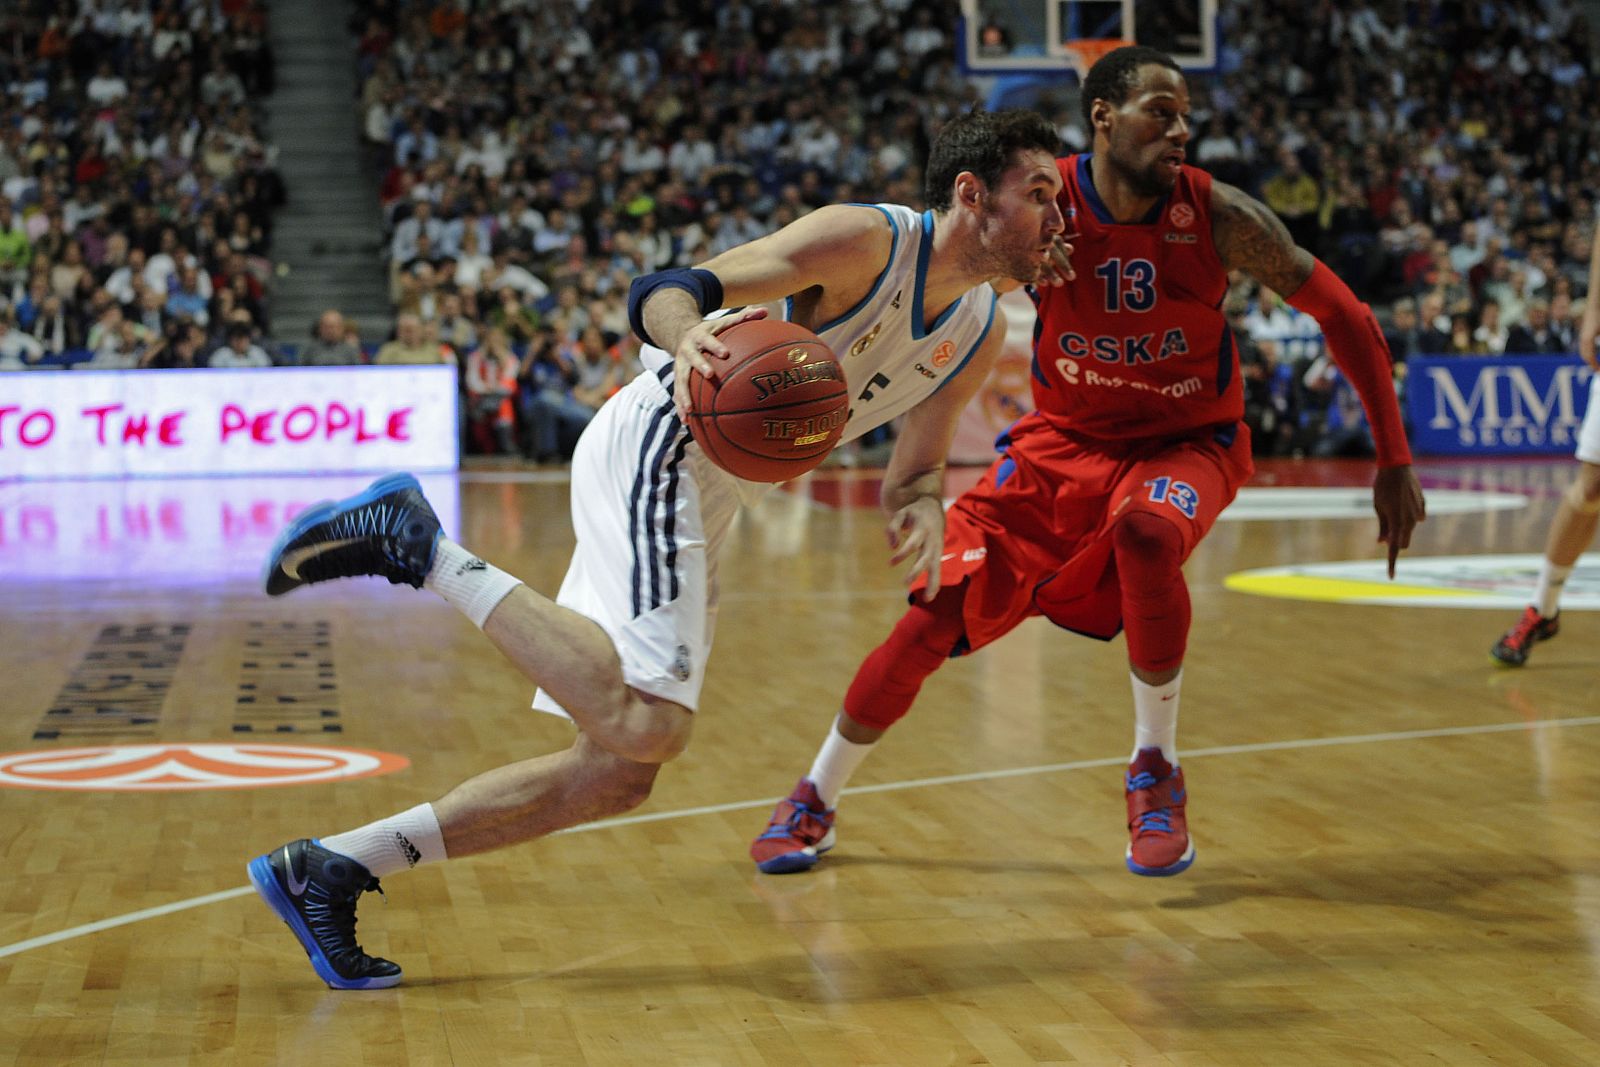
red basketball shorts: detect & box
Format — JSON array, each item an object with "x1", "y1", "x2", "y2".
[{"x1": 920, "y1": 412, "x2": 1254, "y2": 653}]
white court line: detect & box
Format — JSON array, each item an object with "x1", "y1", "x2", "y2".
[
  {"x1": 0, "y1": 886, "x2": 257, "y2": 960},
  {"x1": 4, "y1": 713, "x2": 1599, "y2": 961}
]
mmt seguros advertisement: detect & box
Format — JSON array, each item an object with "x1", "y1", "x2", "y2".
[{"x1": 1408, "y1": 355, "x2": 1592, "y2": 456}]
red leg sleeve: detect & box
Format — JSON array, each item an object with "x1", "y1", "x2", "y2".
[
  {"x1": 1113, "y1": 511, "x2": 1190, "y2": 673},
  {"x1": 842, "y1": 585, "x2": 969, "y2": 731}
]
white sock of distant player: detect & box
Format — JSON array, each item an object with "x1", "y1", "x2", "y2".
[
  {"x1": 806, "y1": 718, "x2": 876, "y2": 808},
  {"x1": 1533, "y1": 560, "x2": 1571, "y2": 619},
  {"x1": 425, "y1": 537, "x2": 523, "y2": 628},
  {"x1": 1130, "y1": 669, "x2": 1182, "y2": 766},
  {"x1": 322, "y1": 803, "x2": 447, "y2": 877}
]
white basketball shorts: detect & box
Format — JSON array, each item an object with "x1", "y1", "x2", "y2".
[
  {"x1": 532, "y1": 367, "x2": 750, "y2": 718},
  {"x1": 1578, "y1": 374, "x2": 1600, "y2": 464}
]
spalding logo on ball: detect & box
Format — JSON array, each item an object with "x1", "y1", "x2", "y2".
[{"x1": 685, "y1": 319, "x2": 849, "y2": 483}]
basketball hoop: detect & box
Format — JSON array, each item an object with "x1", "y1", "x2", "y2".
[{"x1": 1063, "y1": 38, "x2": 1132, "y2": 80}]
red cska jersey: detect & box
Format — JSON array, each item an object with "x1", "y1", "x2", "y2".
[{"x1": 1030, "y1": 154, "x2": 1242, "y2": 440}]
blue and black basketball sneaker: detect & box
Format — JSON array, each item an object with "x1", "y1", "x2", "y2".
[
  {"x1": 263, "y1": 472, "x2": 441, "y2": 596},
  {"x1": 248, "y1": 839, "x2": 402, "y2": 990}
]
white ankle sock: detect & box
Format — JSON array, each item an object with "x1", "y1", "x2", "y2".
[
  {"x1": 806, "y1": 721, "x2": 876, "y2": 808},
  {"x1": 424, "y1": 538, "x2": 524, "y2": 628},
  {"x1": 322, "y1": 803, "x2": 448, "y2": 878},
  {"x1": 1130, "y1": 669, "x2": 1182, "y2": 765},
  {"x1": 1533, "y1": 560, "x2": 1572, "y2": 619}
]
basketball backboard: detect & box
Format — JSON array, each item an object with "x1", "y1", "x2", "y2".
[{"x1": 958, "y1": 0, "x2": 1218, "y2": 78}]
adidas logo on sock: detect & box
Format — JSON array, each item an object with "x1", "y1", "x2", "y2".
[
  {"x1": 395, "y1": 832, "x2": 422, "y2": 867},
  {"x1": 457, "y1": 558, "x2": 488, "y2": 575}
]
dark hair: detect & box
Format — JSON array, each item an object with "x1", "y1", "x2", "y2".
[
  {"x1": 1079, "y1": 45, "x2": 1182, "y2": 130},
  {"x1": 925, "y1": 108, "x2": 1060, "y2": 212}
]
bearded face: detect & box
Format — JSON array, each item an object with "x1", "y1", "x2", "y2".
[
  {"x1": 972, "y1": 149, "x2": 1066, "y2": 285},
  {"x1": 1099, "y1": 65, "x2": 1192, "y2": 200}
]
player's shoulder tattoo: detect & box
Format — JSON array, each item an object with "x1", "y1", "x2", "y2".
[{"x1": 1210, "y1": 180, "x2": 1314, "y2": 296}]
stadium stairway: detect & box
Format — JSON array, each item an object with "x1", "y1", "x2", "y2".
[{"x1": 263, "y1": 0, "x2": 392, "y2": 347}]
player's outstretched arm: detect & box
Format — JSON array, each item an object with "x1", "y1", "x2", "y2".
[
  {"x1": 879, "y1": 319, "x2": 1007, "y2": 601},
  {"x1": 1211, "y1": 181, "x2": 1426, "y2": 577},
  {"x1": 692, "y1": 204, "x2": 894, "y2": 312},
  {"x1": 631, "y1": 204, "x2": 894, "y2": 418}
]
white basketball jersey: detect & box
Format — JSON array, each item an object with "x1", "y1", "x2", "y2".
[
  {"x1": 642, "y1": 203, "x2": 999, "y2": 445},
  {"x1": 538, "y1": 208, "x2": 999, "y2": 717},
  {"x1": 794, "y1": 204, "x2": 999, "y2": 444}
]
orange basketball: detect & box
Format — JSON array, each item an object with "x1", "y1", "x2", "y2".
[{"x1": 685, "y1": 319, "x2": 848, "y2": 483}]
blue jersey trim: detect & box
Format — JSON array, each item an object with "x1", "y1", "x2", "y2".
[
  {"x1": 993, "y1": 455, "x2": 1017, "y2": 488},
  {"x1": 930, "y1": 288, "x2": 996, "y2": 396},
  {"x1": 1026, "y1": 286, "x2": 1053, "y2": 389},
  {"x1": 1076, "y1": 155, "x2": 1169, "y2": 226},
  {"x1": 912, "y1": 210, "x2": 965, "y2": 339},
  {"x1": 811, "y1": 204, "x2": 900, "y2": 335},
  {"x1": 1031, "y1": 355, "x2": 1051, "y2": 388},
  {"x1": 1216, "y1": 322, "x2": 1235, "y2": 396}
]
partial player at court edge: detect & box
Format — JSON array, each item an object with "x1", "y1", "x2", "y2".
[
  {"x1": 245, "y1": 108, "x2": 1072, "y2": 989},
  {"x1": 1490, "y1": 222, "x2": 1600, "y2": 667},
  {"x1": 751, "y1": 46, "x2": 1427, "y2": 880}
]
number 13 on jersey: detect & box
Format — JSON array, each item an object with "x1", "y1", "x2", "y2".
[
  {"x1": 1144, "y1": 476, "x2": 1199, "y2": 519},
  {"x1": 1094, "y1": 258, "x2": 1157, "y2": 313}
]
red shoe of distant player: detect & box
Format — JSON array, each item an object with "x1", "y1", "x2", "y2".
[
  {"x1": 1490, "y1": 605, "x2": 1560, "y2": 667},
  {"x1": 1125, "y1": 748, "x2": 1195, "y2": 876},
  {"x1": 750, "y1": 778, "x2": 836, "y2": 874}
]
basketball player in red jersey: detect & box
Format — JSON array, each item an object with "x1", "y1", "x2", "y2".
[{"x1": 753, "y1": 46, "x2": 1427, "y2": 878}]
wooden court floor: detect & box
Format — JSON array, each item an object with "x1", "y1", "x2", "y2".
[{"x1": 1, "y1": 457, "x2": 1597, "y2": 1066}]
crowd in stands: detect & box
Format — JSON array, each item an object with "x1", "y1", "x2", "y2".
[
  {"x1": 6, "y1": 0, "x2": 1597, "y2": 465},
  {"x1": 351, "y1": 0, "x2": 984, "y2": 458},
  {"x1": 1198, "y1": 0, "x2": 1598, "y2": 456},
  {"x1": 349, "y1": 0, "x2": 1599, "y2": 461},
  {"x1": 0, "y1": 0, "x2": 284, "y2": 372}
]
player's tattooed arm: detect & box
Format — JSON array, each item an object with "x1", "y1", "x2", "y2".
[{"x1": 1211, "y1": 181, "x2": 1315, "y2": 298}]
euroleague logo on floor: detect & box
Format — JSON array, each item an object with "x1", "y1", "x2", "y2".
[
  {"x1": 0, "y1": 743, "x2": 409, "y2": 792},
  {"x1": 1226, "y1": 554, "x2": 1600, "y2": 609}
]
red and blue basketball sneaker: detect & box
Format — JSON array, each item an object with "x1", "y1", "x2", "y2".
[
  {"x1": 1125, "y1": 748, "x2": 1195, "y2": 876},
  {"x1": 750, "y1": 778, "x2": 836, "y2": 874}
]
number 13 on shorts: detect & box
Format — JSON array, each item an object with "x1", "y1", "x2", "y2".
[{"x1": 1144, "y1": 476, "x2": 1199, "y2": 519}]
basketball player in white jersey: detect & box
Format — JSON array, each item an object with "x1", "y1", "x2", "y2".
[
  {"x1": 1490, "y1": 222, "x2": 1600, "y2": 666},
  {"x1": 245, "y1": 108, "x2": 1072, "y2": 988}
]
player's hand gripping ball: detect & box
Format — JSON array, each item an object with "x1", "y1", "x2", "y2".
[{"x1": 685, "y1": 319, "x2": 848, "y2": 482}]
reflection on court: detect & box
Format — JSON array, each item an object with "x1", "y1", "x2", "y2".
[{"x1": 0, "y1": 458, "x2": 1596, "y2": 1064}]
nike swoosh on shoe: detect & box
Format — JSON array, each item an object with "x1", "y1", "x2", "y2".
[
  {"x1": 284, "y1": 846, "x2": 310, "y2": 896},
  {"x1": 280, "y1": 538, "x2": 368, "y2": 580}
]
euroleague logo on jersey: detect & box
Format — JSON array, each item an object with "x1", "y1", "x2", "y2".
[
  {"x1": 0, "y1": 742, "x2": 410, "y2": 791},
  {"x1": 1165, "y1": 203, "x2": 1198, "y2": 243}
]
